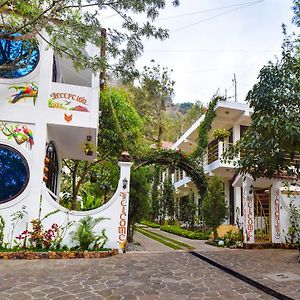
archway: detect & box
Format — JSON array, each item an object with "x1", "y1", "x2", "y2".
[{"x1": 135, "y1": 148, "x2": 207, "y2": 196}]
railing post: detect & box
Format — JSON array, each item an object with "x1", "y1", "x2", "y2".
[{"x1": 218, "y1": 141, "x2": 223, "y2": 160}]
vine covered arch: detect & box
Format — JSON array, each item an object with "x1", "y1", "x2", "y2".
[
  {"x1": 134, "y1": 95, "x2": 222, "y2": 198},
  {"x1": 135, "y1": 148, "x2": 207, "y2": 196}
]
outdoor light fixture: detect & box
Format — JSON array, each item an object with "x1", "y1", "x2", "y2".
[
  {"x1": 87, "y1": 135, "x2": 92, "y2": 142},
  {"x1": 122, "y1": 178, "x2": 128, "y2": 189}
]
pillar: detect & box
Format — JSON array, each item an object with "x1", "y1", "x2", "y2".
[{"x1": 242, "y1": 175, "x2": 255, "y2": 243}]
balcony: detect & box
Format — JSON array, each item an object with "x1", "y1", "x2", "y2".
[{"x1": 204, "y1": 141, "x2": 235, "y2": 175}]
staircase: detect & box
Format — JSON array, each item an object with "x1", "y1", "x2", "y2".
[{"x1": 254, "y1": 189, "x2": 271, "y2": 242}]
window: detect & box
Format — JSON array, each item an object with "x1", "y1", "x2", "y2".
[
  {"x1": 0, "y1": 144, "x2": 30, "y2": 203},
  {"x1": 0, "y1": 35, "x2": 39, "y2": 79},
  {"x1": 45, "y1": 142, "x2": 59, "y2": 195}
]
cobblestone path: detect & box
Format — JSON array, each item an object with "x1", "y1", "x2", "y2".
[{"x1": 0, "y1": 251, "x2": 277, "y2": 300}]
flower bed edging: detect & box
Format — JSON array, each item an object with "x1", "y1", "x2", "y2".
[{"x1": 0, "y1": 249, "x2": 118, "y2": 259}]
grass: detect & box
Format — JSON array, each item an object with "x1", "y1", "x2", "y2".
[
  {"x1": 136, "y1": 227, "x2": 194, "y2": 250},
  {"x1": 140, "y1": 220, "x2": 160, "y2": 228}
]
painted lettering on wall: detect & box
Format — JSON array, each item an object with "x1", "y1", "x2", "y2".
[
  {"x1": 48, "y1": 92, "x2": 89, "y2": 112},
  {"x1": 274, "y1": 188, "x2": 281, "y2": 239},
  {"x1": 247, "y1": 195, "x2": 254, "y2": 239},
  {"x1": 118, "y1": 192, "x2": 127, "y2": 242}
]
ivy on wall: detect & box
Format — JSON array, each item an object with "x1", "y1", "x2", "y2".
[{"x1": 191, "y1": 95, "x2": 221, "y2": 160}]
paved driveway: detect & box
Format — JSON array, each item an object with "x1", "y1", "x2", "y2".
[{"x1": 0, "y1": 251, "x2": 288, "y2": 300}]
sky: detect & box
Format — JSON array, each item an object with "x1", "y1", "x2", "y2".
[
  {"x1": 104, "y1": 0, "x2": 297, "y2": 104},
  {"x1": 136, "y1": 0, "x2": 297, "y2": 104}
]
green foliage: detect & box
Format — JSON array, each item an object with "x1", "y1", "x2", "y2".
[
  {"x1": 225, "y1": 32, "x2": 300, "y2": 179},
  {"x1": 99, "y1": 87, "x2": 143, "y2": 158},
  {"x1": 286, "y1": 198, "x2": 300, "y2": 246},
  {"x1": 127, "y1": 168, "x2": 151, "y2": 241},
  {"x1": 0, "y1": 216, "x2": 4, "y2": 247},
  {"x1": 137, "y1": 148, "x2": 207, "y2": 196},
  {"x1": 70, "y1": 216, "x2": 108, "y2": 250},
  {"x1": 80, "y1": 189, "x2": 103, "y2": 211},
  {"x1": 201, "y1": 176, "x2": 228, "y2": 239},
  {"x1": 179, "y1": 193, "x2": 196, "y2": 228},
  {"x1": 160, "y1": 177, "x2": 175, "y2": 224},
  {"x1": 1, "y1": 0, "x2": 179, "y2": 78},
  {"x1": 192, "y1": 96, "x2": 220, "y2": 159},
  {"x1": 161, "y1": 225, "x2": 210, "y2": 240},
  {"x1": 131, "y1": 62, "x2": 175, "y2": 144},
  {"x1": 213, "y1": 128, "x2": 230, "y2": 140},
  {"x1": 223, "y1": 230, "x2": 243, "y2": 247},
  {"x1": 140, "y1": 220, "x2": 160, "y2": 228}
]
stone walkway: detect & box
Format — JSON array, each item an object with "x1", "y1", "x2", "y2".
[{"x1": 0, "y1": 229, "x2": 299, "y2": 299}]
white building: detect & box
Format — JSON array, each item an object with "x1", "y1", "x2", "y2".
[
  {"x1": 0, "y1": 35, "x2": 132, "y2": 250},
  {"x1": 168, "y1": 100, "x2": 300, "y2": 244}
]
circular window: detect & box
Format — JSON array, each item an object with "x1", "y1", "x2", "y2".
[
  {"x1": 0, "y1": 144, "x2": 30, "y2": 203},
  {"x1": 0, "y1": 35, "x2": 39, "y2": 79}
]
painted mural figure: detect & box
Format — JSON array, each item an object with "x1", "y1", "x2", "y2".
[{"x1": 9, "y1": 83, "x2": 38, "y2": 105}]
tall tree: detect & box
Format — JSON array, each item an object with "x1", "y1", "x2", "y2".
[
  {"x1": 131, "y1": 62, "x2": 175, "y2": 145},
  {"x1": 62, "y1": 87, "x2": 143, "y2": 209},
  {"x1": 160, "y1": 177, "x2": 175, "y2": 225},
  {"x1": 127, "y1": 167, "x2": 151, "y2": 242},
  {"x1": 225, "y1": 30, "x2": 300, "y2": 179},
  {"x1": 0, "y1": 0, "x2": 179, "y2": 78},
  {"x1": 201, "y1": 176, "x2": 228, "y2": 239}
]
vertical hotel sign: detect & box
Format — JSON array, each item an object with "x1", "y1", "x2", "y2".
[
  {"x1": 118, "y1": 192, "x2": 128, "y2": 243},
  {"x1": 274, "y1": 188, "x2": 281, "y2": 239}
]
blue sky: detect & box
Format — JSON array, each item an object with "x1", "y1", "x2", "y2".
[{"x1": 134, "y1": 0, "x2": 297, "y2": 104}]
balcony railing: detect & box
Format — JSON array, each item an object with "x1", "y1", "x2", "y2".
[{"x1": 205, "y1": 141, "x2": 234, "y2": 165}]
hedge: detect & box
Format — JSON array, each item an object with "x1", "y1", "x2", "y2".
[{"x1": 161, "y1": 225, "x2": 210, "y2": 240}]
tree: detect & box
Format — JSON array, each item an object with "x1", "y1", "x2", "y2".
[
  {"x1": 225, "y1": 30, "x2": 300, "y2": 179},
  {"x1": 131, "y1": 62, "x2": 175, "y2": 145},
  {"x1": 0, "y1": 0, "x2": 179, "y2": 78},
  {"x1": 62, "y1": 87, "x2": 143, "y2": 209},
  {"x1": 179, "y1": 192, "x2": 196, "y2": 229},
  {"x1": 160, "y1": 177, "x2": 175, "y2": 224},
  {"x1": 127, "y1": 167, "x2": 151, "y2": 242},
  {"x1": 201, "y1": 176, "x2": 228, "y2": 239}
]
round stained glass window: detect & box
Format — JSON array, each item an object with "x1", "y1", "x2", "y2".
[
  {"x1": 0, "y1": 144, "x2": 30, "y2": 203},
  {"x1": 0, "y1": 35, "x2": 39, "y2": 79}
]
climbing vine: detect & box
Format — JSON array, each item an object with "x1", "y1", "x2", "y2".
[{"x1": 191, "y1": 95, "x2": 221, "y2": 159}]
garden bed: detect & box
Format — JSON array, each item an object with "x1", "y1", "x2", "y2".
[
  {"x1": 0, "y1": 249, "x2": 118, "y2": 259},
  {"x1": 160, "y1": 225, "x2": 210, "y2": 240}
]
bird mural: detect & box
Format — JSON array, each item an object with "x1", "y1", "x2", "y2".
[
  {"x1": 22, "y1": 126, "x2": 34, "y2": 149},
  {"x1": 9, "y1": 83, "x2": 38, "y2": 105}
]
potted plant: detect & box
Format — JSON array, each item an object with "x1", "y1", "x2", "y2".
[{"x1": 213, "y1": 128, "x2": 230, "y2": 141}]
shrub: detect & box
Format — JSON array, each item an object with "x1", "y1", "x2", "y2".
[
  {"x1": 140, "y1": 220, "x2": 160, "y2": 228},
  {"x1": 161, "y1": 225, "x2": 210, "y2": 240}
]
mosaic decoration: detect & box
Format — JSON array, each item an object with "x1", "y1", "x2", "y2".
[
  {"x1": 48, "y1": 92, "x2": 89, "y2": 112},
  {"x1": 0, "y1": 36, "x2": 39, "y2": 79},
  {"x1": 8, "y1": 83, "x2": 38, "y2": 105},
  {"x1": 0, "y1": 122, "x2": 34, "y2": 149}
]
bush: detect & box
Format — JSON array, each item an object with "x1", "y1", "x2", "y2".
[
  {"x1": 161, "y1": 225, "x2": 210, "y2": 240},
  {"x1": 223, "y1": 230, "x2": 242, "y2": 247},
  {"x1": 140, "y1": 220, "x2": 160, "y2": 228}
]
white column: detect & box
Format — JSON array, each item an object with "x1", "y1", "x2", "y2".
[
  {"x1": 117, "y1": 161, "x2": 133, "y2": 252},
  {"x1": 232, "y1": 124, "x2": 240, "y2": 143},
  {"x1": 271, "y1": 181, "x2": 282, "y2": 243},
  {"x1": 234, "y1": 187, "x2": 242, "y2": 229},
  {"x1": 242, "y1": 176, "x2": 255, "y2": 243}
]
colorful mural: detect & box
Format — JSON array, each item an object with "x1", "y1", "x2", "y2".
[
  {"x1": 8, "y1": 83, "x2": 38, "y2": 105},
  {"x1": 0, "y1": 122, "x2": 34, "y2": 149},
  {"x1": 48, "y1": 92, "x2": 89, "y2": 112}
]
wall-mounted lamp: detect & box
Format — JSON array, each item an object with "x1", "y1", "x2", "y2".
[{"x1": 122, "y1": 178, "x2": 128, "y2": 189}]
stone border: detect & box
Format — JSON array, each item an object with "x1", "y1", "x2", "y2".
[{"x1": 0, "y1": 249, "x2": 118, "y2": 259}]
